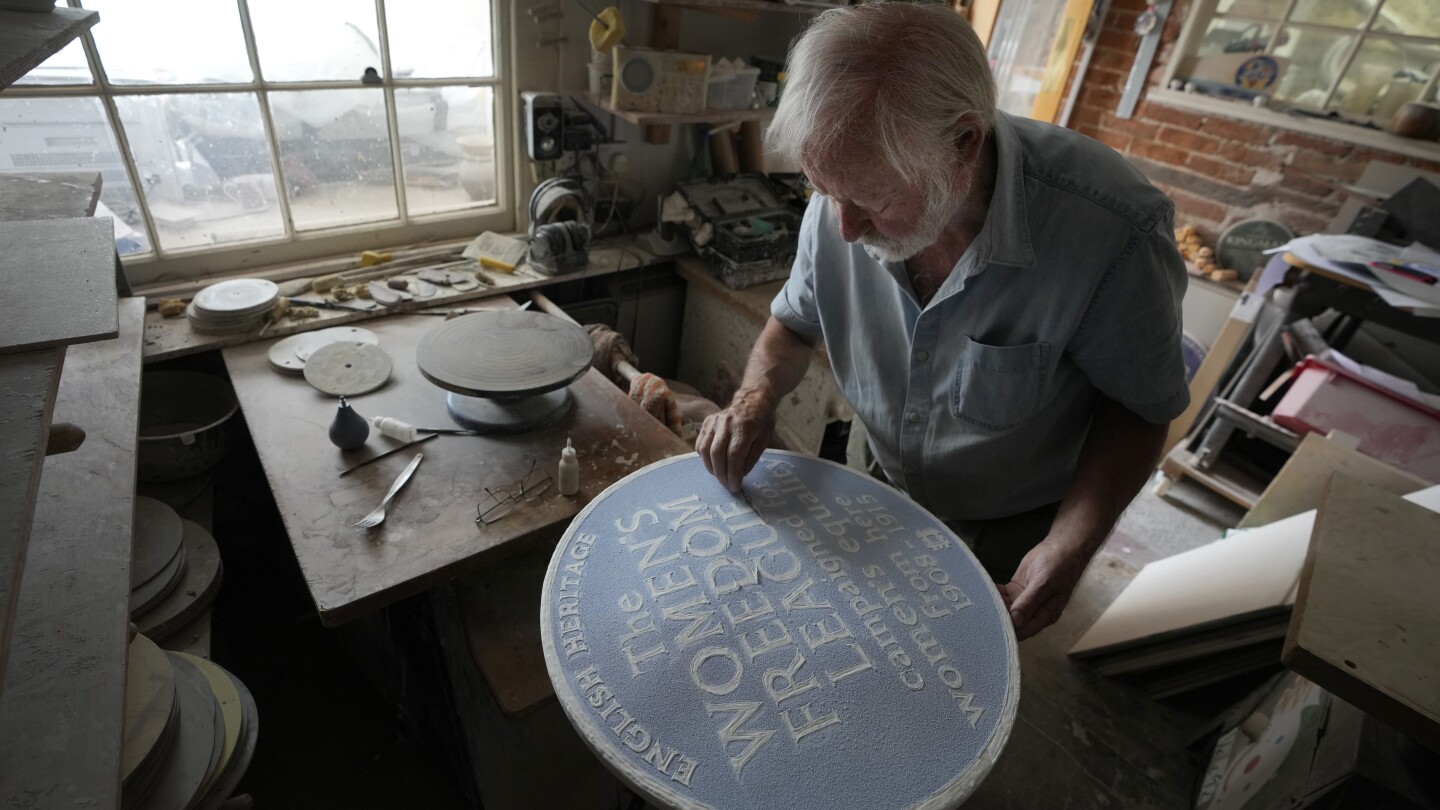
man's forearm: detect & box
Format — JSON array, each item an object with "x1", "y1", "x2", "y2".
[
  {"x1": 733, "y1": 317, "x2": 816, "y2": 411},
  {"x1": 1049, "y1": 397, "x2": 1168, "y2": 557}
]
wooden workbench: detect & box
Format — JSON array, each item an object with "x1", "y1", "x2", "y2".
[{"x1": 221, "y1": 298, "x2": 689, "y2": 626}]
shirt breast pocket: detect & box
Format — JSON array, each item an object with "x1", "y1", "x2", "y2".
[{"x1": 950, "y1": 337, "x2": 1050, "y2": 431}]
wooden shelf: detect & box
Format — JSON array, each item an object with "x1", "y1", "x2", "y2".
[
  {"x1": 635, "y1": 0, "x2": 835, "y2": 15},
  {"x1": 582, "y1": 91, "x2": 774, "y2": 128},
  {"x1": 0, "y1": 298, "x2": 144, "y2": 810},
  {"x1": 0, "y1": 7, "x2": 99, "y2": 91}
]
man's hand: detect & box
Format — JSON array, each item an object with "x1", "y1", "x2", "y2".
[
  {"x1": 998, "y1": 536, "x2": 1092, "y2": 641},
  {"x1": 696, "y1": 392, "x2": 776, "y2": 492}
]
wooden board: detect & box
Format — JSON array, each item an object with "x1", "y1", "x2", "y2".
[
  {"x1": 142, "y1": 241, "x2": 657, "y2": 363},
  {"x1": 456, "y1": 545, "x2": 555, "y2": 716},
  {"x1": 221, "y1": 300, "x2": 690, "y2": 626},
  {"x1": 0, "y1": 218, "x2": 118, "y2": 354},
  {"x1": 1238, "y1": 432, "x2": 1433, "y2": 530},
  {"x1": 0, "y1": 173, "x2": 103, "y2": 221},
  {"x1": 0, "y1": 7, "x2": 99, "y2": 91},
  {"x1": 1283, "y1": 478, "x2": 1440, "y2": 754},
  {"x1": 0, "y1": 347, "x2": 63, "y2": 694},
  {"x1": 0, "y1": 298, "x2": 145, "y2": 810}
]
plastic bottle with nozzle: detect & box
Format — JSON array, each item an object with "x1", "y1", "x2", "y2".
[
  {"x1": 370, "y1": 415, "x2": 418, "y2": 442},
  {"x1": 558, "y1": 438, "x2": 579, "y2": 496}
]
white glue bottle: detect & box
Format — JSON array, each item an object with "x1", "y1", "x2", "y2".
[
  {"x1": 370, "y1": 416, "x2": 418, "y2": 442},
  {"x1": 558, "y1": 438, "x2": 579, "y2": 496}
]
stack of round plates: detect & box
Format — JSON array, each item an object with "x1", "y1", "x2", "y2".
[
  {"x1": 187, "y1": 279, "x2": 279, "y2": 336},
  {"x1": 266, "y1": 326, "x2": 379, "y2": 376},
  {"x1": 121, "y1": 634, "x2": 259, "y2": 810},
  {"x1": 131, "y1": 498, "x2": 187, "y2": 620},
  {"x1": 134, "y1": 519, "x2": 224, "y2": 644}
]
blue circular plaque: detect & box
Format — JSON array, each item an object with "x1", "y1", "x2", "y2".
[{"x1": 541, "y1": 451, "x2": 1019, "y2": 810}]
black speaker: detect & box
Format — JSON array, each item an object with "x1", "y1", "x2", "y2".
[{"x1": 522, "y1": 91, "x2": 564, "y2": 161}]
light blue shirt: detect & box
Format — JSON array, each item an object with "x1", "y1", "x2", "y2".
[{"x1": 771, "y1": 111, "x2": 1190, "y2": 521}]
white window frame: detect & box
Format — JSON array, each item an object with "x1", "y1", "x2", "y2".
[
  {"x1": 2, "y1": 0, "x2": 516, "y2": 288},
  {"x1": 1153, "y1": 0, "x2": 1440, "y2": 162}
]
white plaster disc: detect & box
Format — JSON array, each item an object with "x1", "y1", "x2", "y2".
[
  {"x1": 303, "y1": 342, "x2": 392, "y2": 397},
  {"x1": 192, "y1": 278, "x2": 278, "y2": 315},
  {"x1": 294, "y1": 326, "x2": 379, "y2": 362},
  {"x1": 266, "y1": 333, "x2": 307, "y2": 375}
]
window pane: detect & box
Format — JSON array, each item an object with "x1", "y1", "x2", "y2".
[
  {"x1": 397, "y1": 86, "x2": 496, "y2": 216},
  {"x1": 1270, "y1": 26, "x2": 1355, "y2": 107},
  {"x1": 268, "y1": 89, "x2": 398, "y2": 231},
  {"x1": 387, "y1": 0, "x2": 494, "y2": 78},
  {"x1": 1330, "y1": 39, "x2": 1440, "y2": 121},
  {"x1": 1372, "y1": 0, "x2": 1440, "y2": 38},
  {"x1": 1196, "y1": 19, "x2": 1276, "y2": 58},
  {"x1": 0, "y1": 97, "x2": 152, "y2": 256},
  {"x1": 12, "y1": 36, "x2": 93, "y2": 86},
  {"x1": 1216, "y1": 0, "x2": 1288, "y2": 18},
  {"x1": 115, "y1": 93, "x2": 284, "y2": 251},
  {"x1": 1290, "y1": 0, "x2": 1378, "y2": 30},
  {"x1": 248, "y1": 0, "x2": 382, "y2": 82},
  {"x1": 85, "y1": 0, "x2": 252, "y2": 85}
]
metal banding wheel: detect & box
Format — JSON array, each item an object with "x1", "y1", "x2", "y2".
[{"x1": 415, "y1": 310, "x2": 594, "y2": 433}]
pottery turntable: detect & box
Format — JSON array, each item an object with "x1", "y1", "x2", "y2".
[{"x1": 415, "y1": 310, "x2": 593, "y2": 434}]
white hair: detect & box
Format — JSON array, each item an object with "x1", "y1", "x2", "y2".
[{"x1": 767, "y1": 2, "x2": 997, "y2": 193}]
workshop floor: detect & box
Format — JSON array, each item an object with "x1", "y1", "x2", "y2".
[{"x1": 208, "y1": 410, "x2": 1250, "y2": 810}]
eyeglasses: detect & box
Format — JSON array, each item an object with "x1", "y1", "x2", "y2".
[{"x1": 475, "y1": 459, "x2": 554, "y2": 525}]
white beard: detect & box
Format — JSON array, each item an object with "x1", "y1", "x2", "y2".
[{"x1": 858, "y1": 177, "x2": 964, "y2": 263}]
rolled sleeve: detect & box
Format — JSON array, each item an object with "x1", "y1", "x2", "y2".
[
  {"x1": 770, "y1": 194, "x2": 826, "y2": 341},
  {"x1": 1069, "y1": 206, "x2": 1191, "y2": 424}
]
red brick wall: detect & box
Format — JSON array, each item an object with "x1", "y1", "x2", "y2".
[{"x1": 1063, "y1": 0, "x2": 1440, "y2": 242}]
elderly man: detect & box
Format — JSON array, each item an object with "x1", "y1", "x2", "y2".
[{"x1": 696, "y1": 1, "x2": 1189, "y2": 641}]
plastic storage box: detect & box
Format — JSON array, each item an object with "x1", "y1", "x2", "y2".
[
  {"x1": 708, "y1": 65, "x2": 760, "y2": 110},
  {"x1": 1272, "y1": 357, "x2": 1440, "y2": 481}
]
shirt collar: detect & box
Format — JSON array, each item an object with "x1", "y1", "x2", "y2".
[{"x1": 977, "y1": 111, "x2": 1035, "y2": 269}]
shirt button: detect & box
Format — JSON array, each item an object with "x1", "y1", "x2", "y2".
[
  {"x1": 914, "y1": 350, "x2": 929, "y2": 362},
  {"x1": 907, "y1": 412, "x2": 920, "y2": 424}
]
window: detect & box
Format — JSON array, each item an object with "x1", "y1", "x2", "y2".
[
  {"x1": 1166, "y1": 0, "x2": 1439, "y2": 127},
  {"x1": 1, "y1": 0, "x2": 512, "y2": 286}
]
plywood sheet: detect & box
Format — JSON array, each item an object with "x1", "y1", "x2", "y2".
[
  {"x1": 0, "y1": 298, "x2": 145, "y2": 809},
  {"x1": 0, "y1": 7, "x2": 99, "y2": 90},
  {"x1": 1283, "y1": 478, "x2": 1440, "y2": 753},
  {"x1": 1238, "y1": 432, "x2": 1433, "y2": 530},
  {"x1": 0, "y1": 347, "x2": 64, "y2": 692},
  {"x1": 221, "y1": 300, "x2": 690, "y2": 626},
  {"x1": 0, "y1": 218, "x2": 118, "y2": 354},
  {"x1": 0, "y1": 173, "x2": 102, "y2": 222},
  {"x1": 1069, "y1": 511, "x2": 1315, "y2": 657}
]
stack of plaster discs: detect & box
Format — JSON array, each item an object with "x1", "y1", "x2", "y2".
[
  {"x1": 130, "y1": 498, "x2": 224, "y2": 644},
  {"x1": 121, "y1": 634, "x2": 259, "y2": 810},
  {"x1": 265, "y1": 326, "x2": 379, "y2": 376},
  {"x1": 187, "y1": 279, "x2": 279, "y2": 335}
]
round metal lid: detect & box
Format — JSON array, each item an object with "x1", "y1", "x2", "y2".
[
  {"x1": 415, "y1": 310, "x2": 593, "y2": 399},
  {"x1": 540, "y1": 451, "x2": 1019, "y2": 810}
]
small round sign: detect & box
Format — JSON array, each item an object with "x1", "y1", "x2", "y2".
[
  {"x1": 541, "y1": 451, "x2": 1019, "y2": 810},
  {"x1": 1218, "y1": 219, "x2": 1293, "y2": 279}
]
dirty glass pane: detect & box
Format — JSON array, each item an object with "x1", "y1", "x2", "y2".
[
  {"x1": 1329, "y1": 39, "x2": 1440, "y2": 121},
  {"x1": 268, "y1": 89, "x2": 398, "y2": 231},
  {"x1": 85, "y1": 0, "x2": 252, "y2": 85},
  {"x1": 397, "y1": 86, "x2": 496, "y2": 216},
  {"x1": 1216, "y1": 0, "x2": 1289, "y2": 18},
  {"x1": 1270, "y1": 26, "x2": 1355, "y2": 107},
  {"x1": 115, "y1": 93, "x2": 284, "y2": 251},
  {"x1": 12, "y1": 36, "x2": 93, "y2": 86},
  {"x1": 248, "y1": 0, "x2": 382, "y2": 82},
  {"x1": 1290, "y1": 0, "x2": 1378, "y2": 29},
  {"x1": 0, "y1": 96, "x2": 152, "y2": 256},
  {"x1": 1196, "y1": 18, "x2": 1275, "y2": 58},
  {"x1": 1371, "y1": 0, "x2": 1440, "y2": 37},
  {"x1": 387, "y1": 0, "x2": 494, "y2": 78}
]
